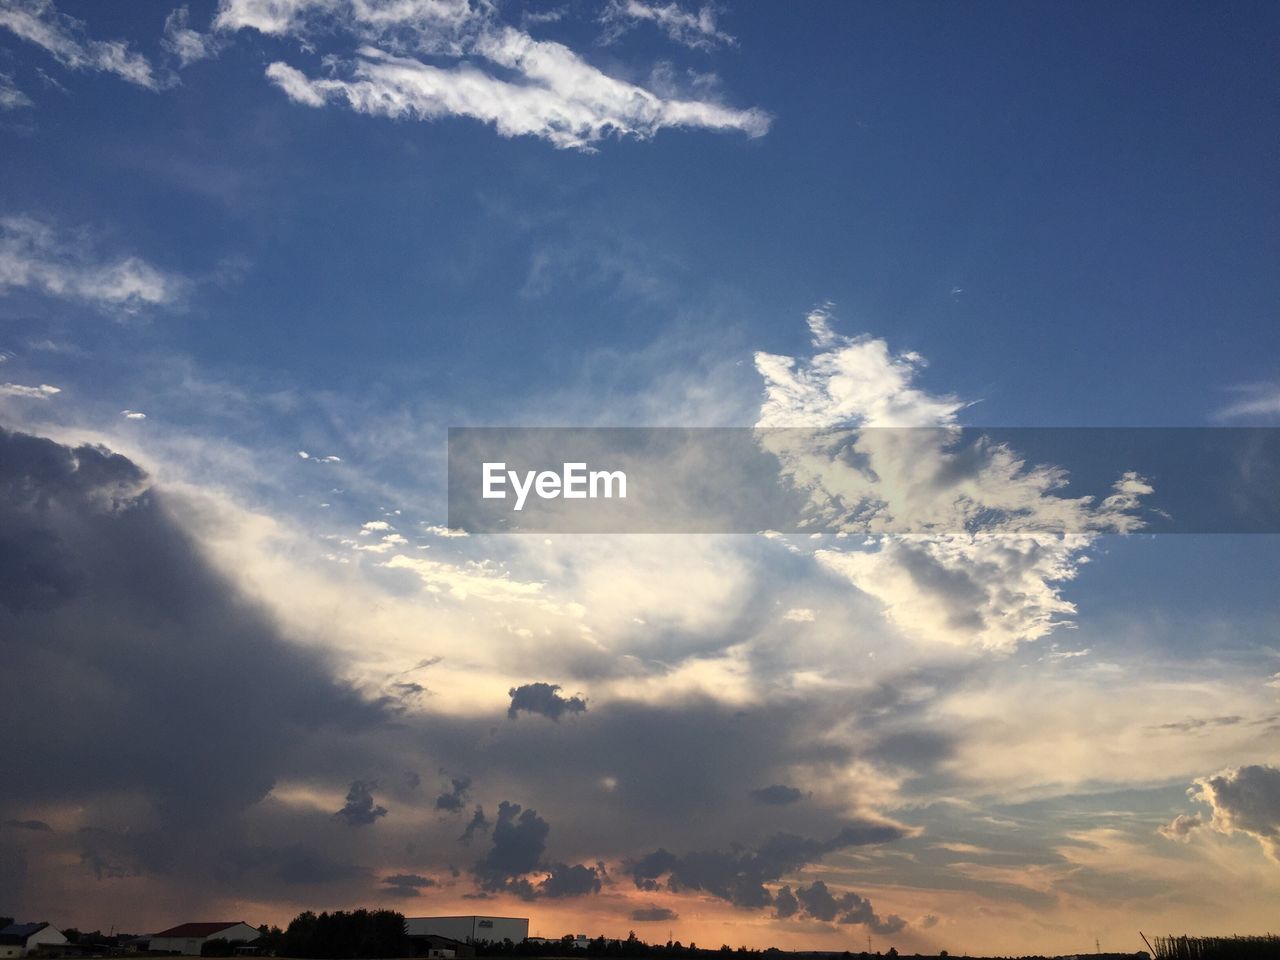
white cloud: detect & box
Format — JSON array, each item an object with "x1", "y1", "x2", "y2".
[
  {"x1": 755, "y1": 308, "x2": 1149, "y2": 651},
  {"x1": 600, "y1": 0, "x2": 736, "y2": 51},
  {"x1": 0, "y1": 216, "x2": 181, "y2": 313},
  {"x1": 0, "y1": 382, "x2": 61, "y2": 398},
  {"x1": 422, "y1": 523, "x2": 468, "y2": 537},
  {"x1": 266, "y1": 36, "x2": 768, "y2": 150},
  {"x1": 0, "y1": 0, "x2": 159, "y2": 89},
  {"x1": 360, "y1": 519, "x2": 393, "y2": 533},
  {"x1": 163, "y1": 5, "x2": 226, "y2": 67},
  {"x1": 216, "y1": 0, "x2": 768, "y2": 150},
  {"x1": 1216, "y1": 383, "x2": 1280, "y2": 421},
  {"x1": 782, "y1": 607, "x2": 815, "y2": 622},
  {"x1": 0, "y1": 72, "x2": 33, "y2": 109},
  {"x1": 121, "y1": 409, "x2": 147, "y2": 419}
]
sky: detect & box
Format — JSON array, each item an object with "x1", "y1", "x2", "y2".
[{"x1": 1, "y1": 0, "x2": 1279, "y2": 954}]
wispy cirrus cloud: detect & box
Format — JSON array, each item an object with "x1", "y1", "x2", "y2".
[
  {"x1": 1215, "y1": 383, "x2": 1280, "y2": 421},
  {"x1": 0, "y1": 215, "x2": 182, "y2": 313},
  {"x1": 215, "y1": 0, "x2": 769, "y2": 149},
  {"x1": 600, "y1": 1, "x2": 736, "y2": 52},
  {"x1": 0, "y1": 0, "x2": 160, "y2": 89},
  {"x1": 0, "y1": 72, "x2": 33, "y2": 109}
]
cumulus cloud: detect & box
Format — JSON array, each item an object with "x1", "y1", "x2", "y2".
[
  {"x1": 0, "y1": 216, "x2": 181, "y2": 313},
  {"x1": 1165, "y1": 765, "x2": 1280, "y2": 861},
  {"x1": 0, "y1": 0, "x2": 159, "y2": 89},
  {"x1": 474, "y1": 800, "x2": 601, "y2": 899},
  {"x1": 755, "y1": 308, "x2": 1149, "y2": 651},
  {"x1": 0, "y1": 426, "x2": 393, "y2": 914},
  {"x1": 792, "y1": 879, "x2": 906, "y2": 933},
  {"x1": 435, "y1": 776, "x2": 471, "y2": 812},
  {"x1": 334, "y1": 779, "x2": 389, "y2": 826},
  {"x1": 214, "y1": 0, "x2": 768, "y2": 150},
  {"x1": 600, "y1": 1, "x2": 736, "y2": 51},
  {"x1": 507, "y1": 681, "x2": 587, "y2": 720}
]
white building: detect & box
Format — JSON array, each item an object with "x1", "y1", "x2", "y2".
[
  {"x1": 0, "y1": 923, "x2": 68, "y2": 959},
  {"x1": 405, "y1": 916, "x2": 528, "y2": 945},
  {"x1": 149, "y1": 922, "x2": 261, "y2": 955}
]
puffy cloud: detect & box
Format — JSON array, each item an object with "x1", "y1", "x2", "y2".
[
  {"x1": 794, "y1": 879, "x2": 905, "y2": 933},
  {"x1": 0, "y1": 0, "x2": 159, "y2": 89},
  {"x1": 755, "y1": 309, "x2": 1149, "y2": 651},
  {"x1": 1167, "y1": 765, "x2": 1280, "y2": 861},
  {"x1": 334, "y1": 779, "x2": 389, "y2": 826},
  {"x1": 750, "y1": 784, "x2": 803, "y2": 806},
  {"x1": 508, "y1": 681, "x2": 587, "y2": 720},
  {"x1": 474, "y1": 800, "x2": 601, "y2": 899},
  {"x1": 0, "y1": 216, "x2": 180, "y2": 313},
  {"x1": 120, "y1": 409, "x2": 147, "y2": 420},
  {"x1": 599, "y1": 1, "x2": 736, "y2": 51},
  {"x1": 435, "y1": 776, "x2": 472, "y2": 812}
]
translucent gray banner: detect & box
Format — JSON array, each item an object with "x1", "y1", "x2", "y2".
[{"x1": 447, "y1": 427, "x2": 1280, "y2": 534}]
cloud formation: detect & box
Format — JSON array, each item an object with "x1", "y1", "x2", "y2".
[
  {"x1": 600, "y1": 1, "x2": 736, "y2": 51},
  {"x1": 0, "y1": 216, "x2": 180, "y2": 313},
  {"x1": 214, "y1": 0, "x2": 768, "y2": 149},
  {"x1": 0, "y1": 0, "x2": 159, "y2": 89},
  {"x1": 334, "y1": 780, "x2": 388, "y2": 826},
  {"x1": 508, "y1": 681, "x2": 588, "y2": 721},
  {"x1": 1163, "y1": 764, "x2": 1280, "y2": 861},
  {"x1": 755, "y1": 308, "x2": 1150, "y2": 651}
]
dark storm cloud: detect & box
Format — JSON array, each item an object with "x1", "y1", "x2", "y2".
[
  {"x1": 508, "y1": 682, "x2": 588, "y2": 721},
  {"x1": 631, "y1": 906, "x2": 678, "y2": 922},
  {"x1": 382, "y1": 873, "x2": 437, "y2": 897},
  {"x1": 794, "y1": 880, "x2": 905, "y2": 934},
  {"x1": 751, "y1": 784, "x2": 803, "y2": 806},
  {"x1": 536, "y1": 861, "x2": 603, "y2": 898},
  {"x1": 772, "y1": 885, "x2": 798, "y2": 919},
  {"x1": 629, "y1": 822, "x2": 904, "y2": 910},
  {"x1": 436, "y1": 776, "x2": 472, "y2": 812},
  {"x1": 474, "y1": 801, "x2": 602, "y2": 900},
  {"x1": 0, "y1": 427, "x2": 392, "y2": 911},
  {"x1": 477, "y1": 801, "x2": 549, "y2": 884},
  {"x1": 335, "y1": 780, "x2": 388, "y2": 826}
]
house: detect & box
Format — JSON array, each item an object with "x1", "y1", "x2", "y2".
[
  {"x1": 148, "y1": 923, "x2": 260, "y2": 956},
  {"x1": 404, "y1": 917, "x2": 527, "y2": 946},
  {"x1": 0, "y1": 923, "x2": 68, "y2": 959}
]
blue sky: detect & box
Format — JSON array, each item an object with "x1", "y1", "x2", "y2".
[{"x1": 1, "y1": 0, "x2": 1279, "y2": 953}]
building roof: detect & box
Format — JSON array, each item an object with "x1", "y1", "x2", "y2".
[
  {"x1": 151, "y1": 923, "x2": 255, "y2": 939},
  {"x1": 0, "y1": 923, "x2": 50, "y2": 943}
]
